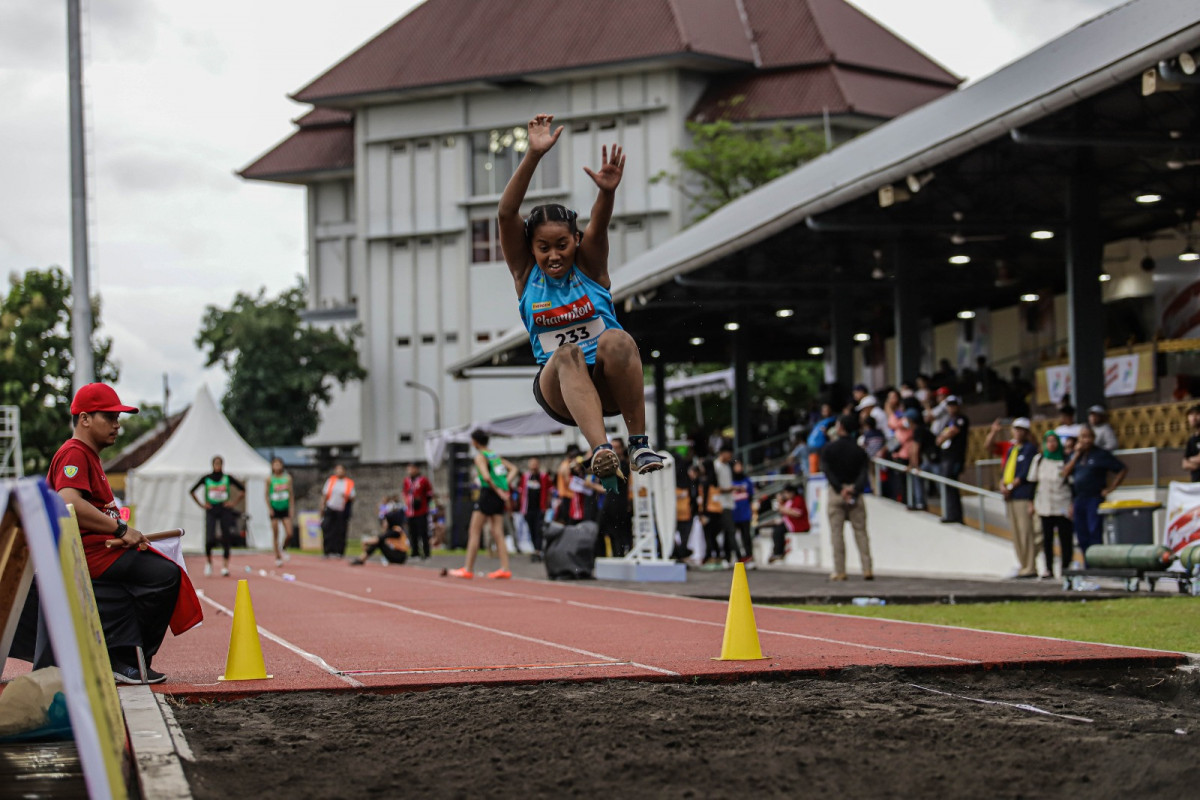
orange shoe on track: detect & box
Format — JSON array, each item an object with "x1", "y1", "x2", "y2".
[
  {"x1": 486, "y1": 569, "x2": 512, "y2": 579},
  {"x1": 448, "y1": 567, "x2": 474, "y2": 579}
]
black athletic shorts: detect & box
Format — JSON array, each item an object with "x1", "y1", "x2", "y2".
[
  {"x1": 532, "y1": 364, "x2": 620, "y2": 426},
  {"x1": 270, "y1": 507, "x2": 290, "y2": 520},
  {"x1": 475, "y1": 488, "x2": 507, "y2": 516}
]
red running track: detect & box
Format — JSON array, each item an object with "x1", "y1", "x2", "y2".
[{"x1": 4, "y1": 553, "x2": 1185, "y2": 699}]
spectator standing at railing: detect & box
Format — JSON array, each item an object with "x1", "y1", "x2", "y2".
[
  {"x1": 1183, "y1": 404, "x2": 1200, "y2": 481},
  {"x1": 731, "y1": 460, "x2": 755, "y2": 564},
  {"x1": 998, "y1": 418, "x2": 1038, "y2": 578},
  {"x1": 935, "y1": 396, "x2": 969, "y2": 524},
  {"x1": 802, "y1": 403, "x2": 837, "y2": 476},
  {"x1": 901, "y1": 409, "x2": 931, "y2": 511},
  {"x1": 1063, "y1": 425, "x2": 1127, "y2": 562},
  {"x1": 926, "y1": 386, "x2": 952, "y2": 435},
  {"x1": 1029, "y1": 431, "x2": 1074, "y2": 577},
  {"x1": 823, "y1": 416, "x2": 873, "y2": 581},
  {"x1": 1087, "y1": 405, "x2": 1119, "y2": 451}
]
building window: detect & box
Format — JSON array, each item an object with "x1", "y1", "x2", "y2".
[
  {"x1": 471, "y1": 218, "x2": 504, "y2": 263},
  {"x1": 421, "y1": 334, "x2": 436, "y2": 344},
  {"x1": 398, "y1": 433, "x2": 413, "y2": 444},
  {"x1": 471, "y1": 126, "x2": 559, "y2": 196},
  {"x1": 445, "y1": 332, "x2": 458, "y2": 343},
  {"x1": 396, "y1": 336, "x2": 411, "y2": 347},
  {"x1": 476, "y1": 332, "x2": 491, "y2": 343}
]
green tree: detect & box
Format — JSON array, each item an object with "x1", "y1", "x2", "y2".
[
  {"x1": 195, "y1": 280, "x2": 366, "y2": 446},
  {"x1": 0, "y1": 267, "x2": 118, "y2": 473},
  {"x1": 652, "y1": 111, "x2": 826, "y2": 221}
]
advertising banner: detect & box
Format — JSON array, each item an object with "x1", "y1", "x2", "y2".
[{"x1": 1164, "y1": 481, "x2": 1200, "y2": 555}]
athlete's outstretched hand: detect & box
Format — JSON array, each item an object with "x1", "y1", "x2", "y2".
[
  {"x1": 527, "y1": 114, "x2": 563, "y2": 155},
  {"x1": 583, "y1": 144, "x2": 625, "y2": 192}
]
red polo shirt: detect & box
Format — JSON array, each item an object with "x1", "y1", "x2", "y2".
[{"x1": 47, "y1": 437, "x2": 123, "y2": 577}]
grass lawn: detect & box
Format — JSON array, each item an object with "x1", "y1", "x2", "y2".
[{"x1": 780, "y1": 598, "x2": 1200, "y2": 655}]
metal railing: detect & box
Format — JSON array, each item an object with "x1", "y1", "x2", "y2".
[
  {"x1": 975, "y1": 446, "x2": 1161, "y2": 491},
  {"x1": 872, "y1": 456, "x2": 1004, "y2": 533},
  {"x1": 735, "y1": 431, "x2": 794, "y2": 471}
]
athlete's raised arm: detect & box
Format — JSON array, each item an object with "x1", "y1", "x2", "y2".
[
  {"x1": 576, "y1": 144, "x2": 624, "y2": 289},
  {"x1": 498, "y1": 113, "x2": 562, "y2": 295}
]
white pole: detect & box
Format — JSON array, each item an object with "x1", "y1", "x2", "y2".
[{"x1": 68, "y1": 0, "x2": 94, "y2": 388}]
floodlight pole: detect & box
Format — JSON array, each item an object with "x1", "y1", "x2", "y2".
[
  {"x1": 67, "y1": 0, "x2": 94, "y2": 388},
  {"x1": 405, "y1": 380, "x2": 441, "y2": 432}
]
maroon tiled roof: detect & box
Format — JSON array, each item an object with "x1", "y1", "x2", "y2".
[
  {"x1": 240, "y1": 121, "x2": 354, "y2": 183},
  {"x1": 744, "y1": 0, "x2": 958, "y2": 84},
  {"x1": 294, "y1": 107, "x2": 354, "y2": 128},
  {"x1": 292, "y1": 0, "x2": 955, "y2": 104},
  {"x1": 294, "y1": 0, "x2": 754, "y2": 103},
  {"x1": 691, "y1": 64, "x2": 955, "y2": 122}
]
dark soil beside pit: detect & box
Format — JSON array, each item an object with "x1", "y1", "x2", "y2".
[{"x1": 171, "y1": 666, "x2": 1200, "y2": 799}]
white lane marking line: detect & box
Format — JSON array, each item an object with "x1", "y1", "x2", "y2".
[
  {"x1": 282, "y1": 570, "x2": 973, "y2": 665},
  {"x1": 197, "y1": 591, "x2": 364, "y2": 688},
  {"x1": 908, "y1": 683, "x2": 1095, "y2": 723},
  {"x1": 555, "y1": 599, "x2": 980, "y2": 664},
  {"x1": 268, "y1": 576, "x2": 680, "y2": 677},
  {"x1": 345, "y1": 661, "x2": 632, "y2": 677}
]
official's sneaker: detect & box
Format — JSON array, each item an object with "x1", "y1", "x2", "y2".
[
  {"x1": 220, "y1": 568, "x2": 230, "y2": 577},
  {"x1": 448, "y1": 567, "x2": 474, "y2": 579},
  {"x1": 203, "y1": 563, "x2": 212, "y2": 577},
  {"x1": 112, "y1": 662, "x2": 166, "y2": 685},
  {"x1": 486, "y1": 569, "x2": 512, "y2": 580},
  {"x1": 628, "y1": 443, "x2": 666, "y2": 474},
  {"x1": 589, "y1": 444, "x2": 623, "y2": 480},
  {"x1": 349, "y1": 558, "x2": 366, "y2": 566}
]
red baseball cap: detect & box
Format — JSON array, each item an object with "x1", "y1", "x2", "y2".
[
  {"x1": 936, "y1": 386, "x2": 951, "y2": 397},
  {"x1": 71, "y1": 383, "x2": 139, "y2": 415}
]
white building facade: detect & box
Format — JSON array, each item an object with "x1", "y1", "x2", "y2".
[{"x1": 242, "y1": 0, "x2": 957, "y2": 463}]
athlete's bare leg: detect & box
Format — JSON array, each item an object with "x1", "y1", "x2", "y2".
[
  {"x1": 537, "y1": 343, "x2": 607, "y2": 448},
  {"x1": 463, "y1": 510, "x2": 485, "y2": 572},
  {"x1": 490, "y1": 514, "x2": 510, "y2": 571},
  {"x1": 591, "y1": 329, "x2": 647, "y2": 436}
]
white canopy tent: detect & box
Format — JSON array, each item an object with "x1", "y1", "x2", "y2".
[
  {"x1": 126, "y1": 386, "x2": 273, "y2": 553},
  {"x1": 424, "y1": 409, "x2": 565, "y2": 467}
]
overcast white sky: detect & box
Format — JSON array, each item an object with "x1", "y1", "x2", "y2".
[{"x1": 0, "y1": 0, "x2": 1128, "y2": 412}]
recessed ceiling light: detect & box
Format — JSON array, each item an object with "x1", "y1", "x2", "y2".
[
  {"x1": 689, "y1": 337, "x2": 704, "y2": 346},
  {"x1": 1020, "y1": 293, "x2": 1040, "y2": 302},
  {"x1": 1099, "y1": 273, "x2": 1112, "y2": 282},
  {"x1": 957, "y1": 310, "x2": 976, "y2": 320},
  {"x1": 853, "y1": 333, "x2": 870, "y2": 342},
  {"x1": 1179, "y1": 246, "x2": 1199, "y2": 262},
  {"x1": 949, "y1": 254, "x2": 971, "y2": 265},
  {"x1": 1135, "y1": 193, "x2": 1162, "y2": 204},
  {"x1": 1030, "y1": 230, "x2": 1054, "y2": 240},
  {"x1": 724, "y1": 322, "x2": 740, "y2": 331},
  {"x1": 775, "y1": 308, "x2": 794, "y2": 318},
  {"x1": 808, "y1": 346, "x2": 824, "y2": 356},
  {"x1": 650, "y1": 350, "x2": 661, "y2": 359}
]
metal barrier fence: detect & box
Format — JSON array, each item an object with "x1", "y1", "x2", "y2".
[{"x1": 872, "y1": 456, "x2": 1005, "y2": 534}]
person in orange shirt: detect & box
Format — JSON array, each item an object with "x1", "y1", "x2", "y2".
[{"x1": 319, "y1": 464, "x2": 356, "y2": 559}]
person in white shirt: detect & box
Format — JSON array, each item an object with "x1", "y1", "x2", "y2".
[
  {"x1": 1028, "y1": 430, "x2": 1075, "y2": 577},
  {"x1": 1087, "y1": 405, "x2": 1119, "y2": 451},
  {"x1": 855, "y1": 394, "x2": 890, "y2": 435},
  {"x1": 320, "y1": 464, "x2": 357, "y2": 558}
]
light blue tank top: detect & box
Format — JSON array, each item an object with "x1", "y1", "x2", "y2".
[{"x1": 519, "y1": 265, "x2": 623, "y2": 365}]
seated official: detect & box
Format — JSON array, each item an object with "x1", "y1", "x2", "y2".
[{"x1": 8, "y1": 383, "x2": 201, "y2": 684}]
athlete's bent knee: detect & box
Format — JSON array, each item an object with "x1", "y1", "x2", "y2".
[
  {"x1": 554, "y1": 342, "x2": 587, "y2": 368},
  {"x1": 596, "y1": 329, "x2": 638, "y2": 361}
]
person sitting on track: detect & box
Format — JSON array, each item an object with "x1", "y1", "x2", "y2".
[
  {"x1": 351, "y1": 495, "x2": 408, "y2": 566},
  {"x1": 497, "y1": 112, "x2": 665, "y2": 492}
]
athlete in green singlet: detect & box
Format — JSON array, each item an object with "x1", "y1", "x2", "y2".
[
  {"x1": 449, "y1": 429, "x2": 518, "y2": 579},
  {"x1": 265, "y1": 457, "x2": 294, "y2": 567}
]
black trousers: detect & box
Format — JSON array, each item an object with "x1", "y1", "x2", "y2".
[
  {"x1": 408, "y1": 514, "x2": 430, "y2": 558},
  {"x1": 8, "y1": 548, "x2": 181, "y2": 668},
  {"x1": 322, "y1": 508, "x2": 349, "y2": 556},
  {"x1": 205, "y1": 505, "x2": 236, "y2": 560},
  {"x1": 735, "y1": 519, "x2": 754, "y2": 559},
  {"x1": 1041, "y1": 515, "x2": 1074, "y2": 576},
  {"x1": 720, "y1": 510, "x2": 743, "y2": 561},
  {"x1": 525, "y1": 510, "x2": 545, "y2": 553}
]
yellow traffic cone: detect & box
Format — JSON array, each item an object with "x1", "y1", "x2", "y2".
[
  {"x1": 219, "y1": 580, "x2": 273, "y2": 681},
  {"x1": 716, "y1": 562, "x2": 767, "y2": 660}
]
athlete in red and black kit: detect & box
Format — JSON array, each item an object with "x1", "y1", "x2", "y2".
[{"x1": 403, "y1": 463, "x2": 435, "y2": 560}]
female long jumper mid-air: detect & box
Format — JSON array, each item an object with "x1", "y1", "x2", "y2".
[{"x1": 499, "y1": 113, "x2": 664, "y2": 489}]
